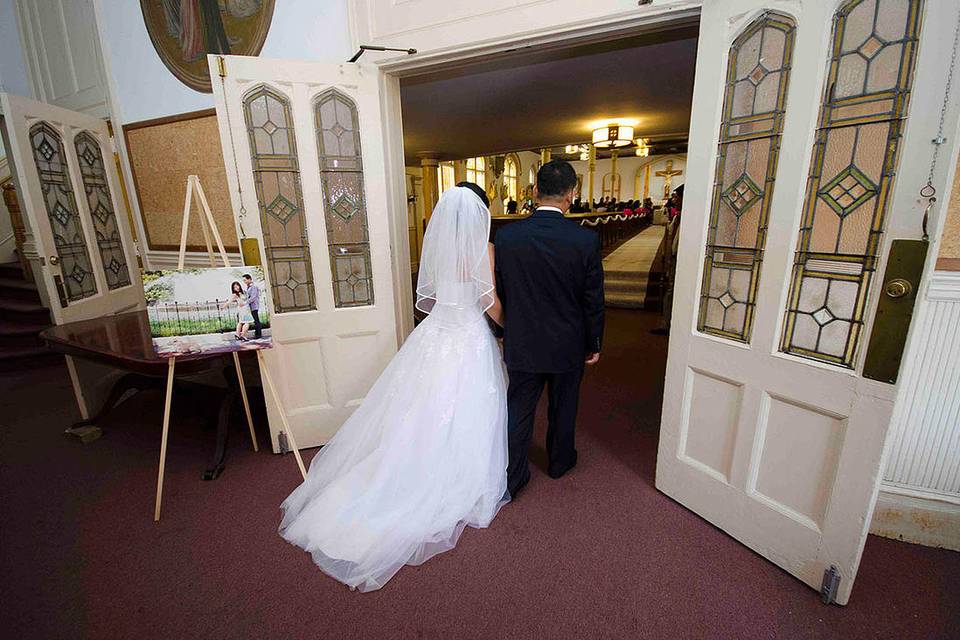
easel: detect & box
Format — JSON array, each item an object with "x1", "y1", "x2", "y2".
[{"x1": 155, "y1": 176, "x2": 306, "y2": 522}]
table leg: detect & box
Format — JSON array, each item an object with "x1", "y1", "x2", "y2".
[
  {"x1": 154, "y1": 358, "x2": 176, "y2": 522},
  {"x1": 70, "y1": 373, "x2": 155, "y2": 432},
  {"x1": 203, "y1": 389, "x2": 234, "y2": 481}
]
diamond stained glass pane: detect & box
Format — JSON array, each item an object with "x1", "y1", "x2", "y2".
[
  {"x1": 780, "y1": 0, "x2": 923, "y2": 368},
  {"x1": 74, "y1": 131, "x2": 130, "y2": 289},
  {"x1": 315, "y1": 89, "x2": 374, "y2": 308},
  {"x1": 243, "y1": 85, "x2": 315, "y2": 313},
  {"x1": 30, "y1": 122, "x2": 97, "y2": 302},
  {"x1": 697, "y1": 12, "x2": 795, "y2": 343}
]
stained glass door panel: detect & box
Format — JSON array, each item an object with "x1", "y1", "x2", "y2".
[
  {"x1": 698, "y1": 11, "x2": 796, "y2": 342},
  {"x1": 0, "y1": 93, "x2": 142, "y2": 325},
  {"x1": 74, "y1": 131, "x2": 131, "y2": 290},
  {"x1": 29, "y1": 123, "x2": 97, "y2": 302},
  {"x1": 781, "y1": 0, "x2": 923, "y2": 367}
]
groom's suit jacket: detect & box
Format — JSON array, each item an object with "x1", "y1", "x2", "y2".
[{"x1": 494, "y1": 207, "x2": 605, "y2": 373}]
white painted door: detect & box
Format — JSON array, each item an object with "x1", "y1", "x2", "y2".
[
  {"x1": 656, "y1": 0, "x2": 960, "y2": 605},
  {"x1": 0, "y1": 93, "x2": 142, "y2": 323},
  {"x1": 15, "y1": 0, "x2": 111, "y2": 117},
  {"x1": 211, "y1": 56, "x2": 399, "y2": 452}
]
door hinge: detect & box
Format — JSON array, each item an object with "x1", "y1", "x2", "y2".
[
  {"x1": 277, "y1": 430, "x2": 290, "y2": 454},
  {"x1": 216, "y1": 55, "x2": 227, "y2": 78},
  {"x1": 820, "y1": 565, "x2": 841, "y2": 604},
  {"x1": 52, "y1": 274, "x2": 69, "y2": 308}
]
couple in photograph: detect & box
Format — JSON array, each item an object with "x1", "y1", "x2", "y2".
[
  {"x1": 223, "y1": 273, "x2": 262, "y2": 341},
  {"x1": 280, "y1": 161, "x2": 605, "y2": 592}
]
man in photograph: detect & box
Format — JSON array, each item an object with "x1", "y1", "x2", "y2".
[{"x1": 243, "y1": 273, "x2": 262, "y2": 339}]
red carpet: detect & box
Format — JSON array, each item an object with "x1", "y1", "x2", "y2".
[{"x1": 1, "y1": 308, "x2": 958, "y2": 639}]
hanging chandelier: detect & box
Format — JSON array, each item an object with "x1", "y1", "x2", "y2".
[
  {"x1": 592, "y1": 123, "x2": 634, "y2": 148},
  {"x1": 565, "y1": 144, "x2": 591, "y2": 161},
  {"x1": 635, "y1": 138, "x2": 651, "y2": 157}
]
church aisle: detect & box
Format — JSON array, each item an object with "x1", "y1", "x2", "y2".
[
  {"x1": 0, "y1": 310, "x2": 957, "y2": 639},
  {"x1": 603, "y1": 224, "x2": 666, "y2": 308}
]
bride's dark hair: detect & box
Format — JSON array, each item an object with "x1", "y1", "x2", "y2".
[{"x1": 230, "y1": 281, "x2": 243, "y2": 295}]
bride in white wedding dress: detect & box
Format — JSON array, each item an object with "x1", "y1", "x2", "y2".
[{"x1": 279, "y1": 186, "x2": 509, "y2": 592}]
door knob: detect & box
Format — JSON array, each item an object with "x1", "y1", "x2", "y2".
[
  {"x1": 49, "y1": 255, "x2": 60, "y2": 266},
  {"x1": 884, "y1": 278, "x2": 912, "y2": 299}
]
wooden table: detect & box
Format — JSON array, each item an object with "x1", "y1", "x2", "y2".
[{"x1": 41, "y1": 310, "x2": 259, "y2": 482}]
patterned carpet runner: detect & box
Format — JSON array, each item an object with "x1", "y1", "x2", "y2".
[{"x1": 603, "y1": 224, "x2": 666, "y2": 309}]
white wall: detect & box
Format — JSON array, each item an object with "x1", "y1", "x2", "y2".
[
  {"x1": 97, "y1": 0, "x2": 353, "y2": 124},
  {"x1": 0, "y1": 0, "x2": 32, "y2": 97}
]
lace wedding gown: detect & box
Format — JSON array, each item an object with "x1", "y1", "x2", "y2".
[{"x1": 279, "y1": 187, "x2": 508, "y2": 592}]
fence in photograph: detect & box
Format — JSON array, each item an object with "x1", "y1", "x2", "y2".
[{"x1": 148, "y1": 300, "x2": 271, "y2": 337}]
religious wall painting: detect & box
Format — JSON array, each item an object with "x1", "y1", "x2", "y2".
[
  {"x1": 141, "y1": 0, "x2": 276, "y2": 93},
  {"x1": 780, "y1": 0, "x2": 923, "y2": 368},
  {"x1": 697, "y1": 11, "x2": 796, "y2": 343}
]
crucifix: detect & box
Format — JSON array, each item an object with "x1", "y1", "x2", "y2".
[{"x1": 656, "y1": 160, "x2": 683, "y2": 198}]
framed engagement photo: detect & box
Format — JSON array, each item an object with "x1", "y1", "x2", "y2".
[{"x1": 145, "y1": 266, "x2": 273, "y2": 357}]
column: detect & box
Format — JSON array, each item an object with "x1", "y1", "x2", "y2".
[
  {"x1": 587, "y1": 145, "x2": 596, "y2": 211},
  {"x1": 419, "y1": 156, "x2": 439, "y2": 224},
  {"x1": 540, "y1": 148, "x2": 552, "y2": 165},
  {"x1": 610, "y1": 150, "x2": 618, "y2": 201}
]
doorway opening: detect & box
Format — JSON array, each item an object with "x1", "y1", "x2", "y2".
[{"x1": 396, "y1": 22, "x2": 699, "y2": 486}]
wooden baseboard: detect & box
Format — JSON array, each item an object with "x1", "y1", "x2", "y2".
[
  {"x1": 145, "y1": 249, "x2": 242, "y2": 270},
  {"x1": 935, "y1": 257, "x2": 960, "y2": 271},
  {"x1": 870, "y1": 487, "x2": 960, "y2": 551}
]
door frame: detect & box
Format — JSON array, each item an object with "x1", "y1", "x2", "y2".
[
  {"x1": 371, "y1": 0, "x2": 960, "y2": 517},
  {"x1": 374, "y1": 1, "x2": 702, "y2": 340}
]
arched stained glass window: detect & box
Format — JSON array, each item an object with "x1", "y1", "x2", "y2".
[
  {"x1": 780, "y1": 0, "x2": 923, "y2": 367},
  {"x1": 601, "y1": 172, "x2": 621, "y2": 200},
  {"x1": 74, "y1": 131, "x2": 130, "y2": 290},
  {"x1": 438, "y1": 161, "x2": 455, "y2": 194},
  {"x1": 315, "y1": 89, "x2": 374, "y2": 308},
  {"x1": 243, "y1": 84, "x2": 315, "y2": 313},
  {"x1": 503, "y1": 154, "x2": 519, "y2": 208},
  {"x1": 29, "y1": 122, "x2": 97, "y2": 302},
  {"x1": 697, "y1": 11, "x2": 796, "y2": 342},
  {"x1": 466, "y1": 157, "x2": 485, "y2": 190}
]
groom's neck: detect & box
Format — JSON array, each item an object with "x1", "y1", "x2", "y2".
[{"x1": 538, "y1": 198, "x2": 568, "y2": 212}]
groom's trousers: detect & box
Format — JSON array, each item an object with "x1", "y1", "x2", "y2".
[{"x1": 506, "y1": 367, "x2": 584, "y2": 497}]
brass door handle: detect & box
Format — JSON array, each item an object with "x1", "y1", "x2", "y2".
[
  {"x1": 49, "y1": 255, "x2": 60, "y2": 266},
  {"x1": 884, "y1": 278, "x2": 912, "y2": 299}
]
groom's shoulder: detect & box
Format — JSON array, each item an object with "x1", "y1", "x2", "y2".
[{"x1": 567, "y1": 219, "x2": 600, "y2": 246}]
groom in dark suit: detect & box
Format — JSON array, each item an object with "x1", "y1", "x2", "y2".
[{"x1": 495, "y1": 160, "x2": 605, "y2": 498}]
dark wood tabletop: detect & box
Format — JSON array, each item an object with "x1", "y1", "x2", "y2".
[{"x1": 41, "y1": 310, "x2": 225, "y2": 376}]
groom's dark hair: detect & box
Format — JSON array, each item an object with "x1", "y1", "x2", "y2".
[{"x1": 536, "y1": 160, "x2": 578, "y2": 198}]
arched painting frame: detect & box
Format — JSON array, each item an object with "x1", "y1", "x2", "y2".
[{"x1": 140, "y1": 0, "x2": 276, "y2": 93}]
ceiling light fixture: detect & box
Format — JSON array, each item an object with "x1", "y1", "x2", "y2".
[{"x1": 592, "y1": 123, "x2": 634, "y2": 148}]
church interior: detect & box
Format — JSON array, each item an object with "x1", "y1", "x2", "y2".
[
  {"x1": 399, "y1": 27, "x2": 695, "y2": 313},
  {"x1": 0, "y1": 1, "x2": 959, "y2": 638}
]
